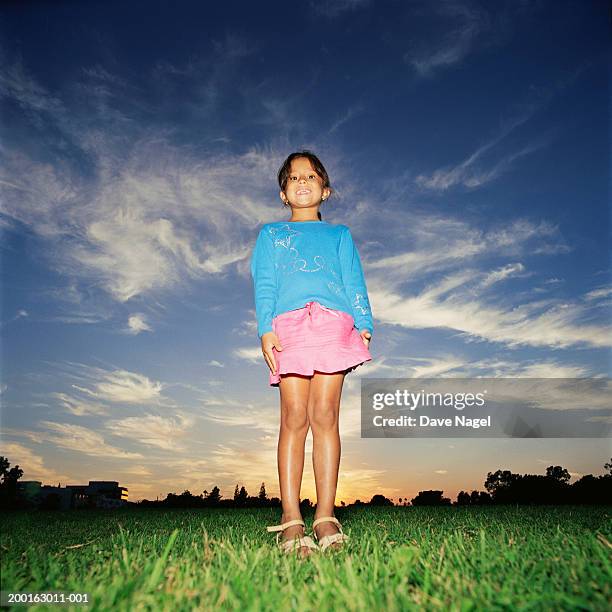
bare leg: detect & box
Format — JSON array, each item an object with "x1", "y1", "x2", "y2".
[
  {"x1": 308, "y1": 370, "x2": 346, "y2": 546},
  {"x1": 278, "y1": 374, "x2": 311, "y2": 556}
]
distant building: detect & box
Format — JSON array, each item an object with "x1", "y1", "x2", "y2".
[
  {"x1": 16, "y1": 480, "x2": 128, "y2": 510},
  {"x1": 85, "y1": 481, "x2": 129, "y2": 508}
]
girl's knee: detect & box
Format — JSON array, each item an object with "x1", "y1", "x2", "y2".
[
  {"x1": 309, "y1": 402, "x2": 339, "y2": 432},
  {"x1": 280, "y1": 402, "x2": 309, "y2": 432}
]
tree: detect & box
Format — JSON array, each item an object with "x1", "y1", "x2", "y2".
[
  {"x1": 233, "y1": 484, "x2": 240, "y2": 502},
  {"x1": 369, "y1": 494, "x2": 394, "y2": 506},
  {"x1": 258, "y1": 482, "x2": 268, "y2": 502},
  {"x1": 299, "y1": 498, "x2": 313, "y2": 512},
  {"x1": 604, "y1": 458, "x2": 612, "y2": 476},
  {"x1": 546, "y1": 465, "x2": 570, "y2": 483},
  {"x1": 0, "y1": 457, "x2": 9, "y2": 478},
  {"x1": 205, "y1": 486, "x2": 221, "y2": 505},
  {"x1": 411, "y1": 490, "x2": 451, "y2": 506},
  {"x1": 456, "y1": 491, "x2": 471, "y2": 505},
  {"x1": 0, "y1": 456, "x2": 24, "y2": 508},
  {"x1": 236, "y1": 486, "x2": 248, "y2": 506},
  {"x1": 484, "y1": 470, "x2": 518, "y2": 494}
]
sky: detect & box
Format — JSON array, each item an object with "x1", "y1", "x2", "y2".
[{"x1": 0, "y1": 0, "x2": 610, "y2": 504}]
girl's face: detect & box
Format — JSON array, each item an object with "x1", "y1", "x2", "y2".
[{"x1": 280, "y1": 157, "x2": 330, "y2": 210}]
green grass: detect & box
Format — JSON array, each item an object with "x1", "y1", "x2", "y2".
[{"x1": 1, "y1": 505, "x2": 610, "y2": 611}]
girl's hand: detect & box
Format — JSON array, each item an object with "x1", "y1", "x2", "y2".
[
  {"x1": 261, "y1": 331, "x2": 283, "y2": 374},
  {"x1": 360, "y1": 329, "x2": 372, "y2": 348}
]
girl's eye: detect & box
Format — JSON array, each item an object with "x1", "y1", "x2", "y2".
[{"x1": 288, "y1": 174, "x2": 318, "y2": 181}]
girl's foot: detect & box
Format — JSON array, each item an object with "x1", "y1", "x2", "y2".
[
  {"x1": 281, "y1": 514, "x2": 314, "y2": 558},
  {"x1": 313, "y1": 515, "x2": 344, "y2": 550}
]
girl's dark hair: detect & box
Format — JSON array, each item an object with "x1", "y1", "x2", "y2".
[{"x1": 278, "y1": 150, "x2": 333, "y2": 220}]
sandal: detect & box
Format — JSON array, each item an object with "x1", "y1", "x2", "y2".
[
  {"x1": 267, "y1": 519, "x2": 319, "y2": 555},
  {"x1": 312, "y1": 516, "x2": 349, "y2": 551}
]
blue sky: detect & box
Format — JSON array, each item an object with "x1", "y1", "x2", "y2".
[{"x1": 0, "y1": 0, "x2": 609, "y2": 503}]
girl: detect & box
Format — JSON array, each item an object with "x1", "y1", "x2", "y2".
[{"x1": 250, "y1": 151, "x2": 374, "y2": 556}]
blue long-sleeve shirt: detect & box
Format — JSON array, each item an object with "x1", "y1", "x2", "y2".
[{"x1": 250, "y1": 220, "x2": 374, "y2": 338}]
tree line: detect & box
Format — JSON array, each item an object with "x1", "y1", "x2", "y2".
[{"x1": 1, "y1": 456, "x2": 610, "y2": 510}]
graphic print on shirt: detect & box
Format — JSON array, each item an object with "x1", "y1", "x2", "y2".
[
  {"x1": 352, "y1": 292, "x2": 371, "y2": 315},
  {"x1": 287, "y1": 250, "x2": 327, "y2": 273},
  {"x1": 269, "y1": 225, "x2": 343, "y2": 284},
  {"x1": 268, "y1": 225, "x2": 300, "y2": 248}
]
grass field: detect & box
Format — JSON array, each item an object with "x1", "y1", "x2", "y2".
[{"x1": 1, "y1": 505, "x2": 610, "y2": 611}]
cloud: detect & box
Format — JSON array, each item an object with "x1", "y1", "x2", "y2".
[
  {"x1": 479, "y1": 263, "x2": 527, "y2": 288},
  {"x1": 1, "y1": 141, "x2": 278, "y2": 305},
  {"x1": 37, "y1": 421, "x2": 144, "y2": 459},
  {"x1": 126, "y1": 313, "x2": 152, "y2": 334},
  {"x1": 353, "y1": 211, "x2": 606, "y2": 351},
  {"x1": 403, "y1": 1, "x2": 548, "y2": 79},
  {"x1": 0, "y1": 59, "x2": 290, "y2": 310},
  {"x1": 329, "y1": 104, "x2": 365, "y2": 134},
  {"x1": 73, "y1": 369, "x2": 164, "y2": 404},
  {"x1": 52, "y1": 392, "x2": 109, "y2": 416},
  {"x1": 201, "y1": 400, "x2": 278, "y2": 435},
  {"x1": 232, "y1": 346, "x2": 263, "y2": 365},
  {"x1": 105, "y1": 413, "x2": 197, "y2": 450},
  {"x1": 366, "y1": 217, "x2": 568, "y2": 284},
  {"x1": 0, "y1": 58, "x2": 65, "y2": 115},
  {"x1": 369, "y1": 276, "x2": 611, "y2": 349},
  {"x1": 404, "y1": 1, "x2": 489, "y2": 78},
  {"x1": 0, "y1": 441, "x2": 71, "y2": 484},
  {"x1": 413, "y1": 62, "x2": 589, "y2": 191},
  {"x1": 349, "y1": 354, "x2": 599, "y2": 380},
  {"x1": 416, "y1": 138, "x2": 548, "y2": 191},
  {"x1": 584, "y1": 286, "x2": 612, "y2": 301}
]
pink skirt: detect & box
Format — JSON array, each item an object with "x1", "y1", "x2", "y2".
[{"x1": 269, "y1": 301, "x2": 372, "y2": 386}]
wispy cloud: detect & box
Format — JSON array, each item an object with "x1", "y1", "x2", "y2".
[
  {"x1": 126, "y1": 314, "x2": 152, "y2": 334},
  {"x1": 0, "y1": 442, "x2": 71, "y2": 484},
  {"x1": 105, "y1": 413, "x2": 197, "y2": 450},
  {"x1": 414, "y1": 63, "x2": 589, "y2": 191},
  {"x1": 415, "y1": 140, "x2": 548, "y2": 191},
  {"x1": 207, "y1": 360, "x2": 225, "y2": 368},
  {"x1": 329, "y1": 104, "x2": 365, "y2": 133},
  {"x1": 369, "y1": 276, "x2": 611, "y2": 349},
  {"x1": 403, "y1": 1, "x2": 545, "y2": 79},
  {"x1": 0, "y1": 54, "x2": 287, "y2": 312},
  {"x1": 404, "y1": 1, "x2": 489, "y2": 78},
  {"x1": 233, "y1": 346, "x2": 263, "y2": 364},
  {"x1": 74, "y1": 369, "x2": 164, "y2": 404},
  {"x1": 366, "y1": 216, "x2": 568, "y2": 283},
  {"x1": 479, "y1": 263, "x2": 528, "y2": 288},
  {"x1": 39, "y1": 421, "x2": 144, "y2": 459},
  {"x1": 52, "y1": 392, "x2": 109, "y2": 416}
]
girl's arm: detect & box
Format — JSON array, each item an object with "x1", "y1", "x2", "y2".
[
  {"x1": 338, "y1": 226, "x2": 374, "y2": 335},
  {"x1": 250, "y1": 227, "x2": 276, "y2": 338}
]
